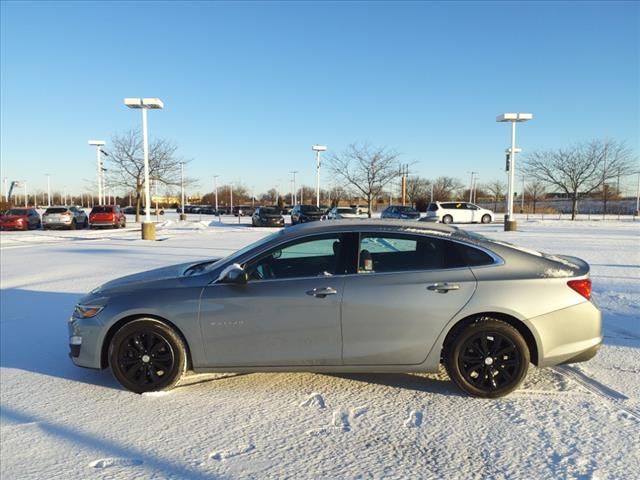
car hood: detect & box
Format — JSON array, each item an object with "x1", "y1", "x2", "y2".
[{"x1": 93, "y1": 258, "x2": 223, "y2": 294}]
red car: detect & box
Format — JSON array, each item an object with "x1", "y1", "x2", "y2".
[
  {"x1": 89, "y1": 205, "x2": 126, "y2": 229},
  {"x1": 0, "y1": 207, "x2": 41, "y2": 230}
]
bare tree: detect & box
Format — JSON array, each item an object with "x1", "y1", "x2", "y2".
[
  {"x1": 405, "y1": 176, "x2": 431, "y2": 207},
  {"x1": 327, "y1": 144, "x2": 400, "y2": 217},
  {"x1": 485, "y1": 179, "x2": 506, "y2": 212},
  {"x1": 107, "y1": 130, "x2": 186, "y2": 221},
  {"x1": 522, "y1": 140, "x2": 634, "y2": 220},
  {"x1": 329, "y1": 186, "x2": 348, "y2": 207},
  {"x1": 524, "y1": 179, "x2": 546, "y2": 214},
  {"x1": 431, "y1": 176, "x2": 464, "y2": 201}
]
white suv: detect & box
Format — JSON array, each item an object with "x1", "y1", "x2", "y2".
[{"x1": 422, "y1": 201, "x2": 494, "y2": 224}]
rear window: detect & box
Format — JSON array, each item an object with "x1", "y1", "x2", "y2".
[
  {"x1": 427, "y1": 203, "x2": 439, "y2": 211},
  {"x1": 396, "y1": 206, "x2": 417, "y2": 213},
  {"x1": 6, "y1": 209, "x2": 28, "y2": 216},
  {"x1": 300, "y1": 205, "x2": 321, "y2": 213},
  {"x1": 45, "y1": 207, "x2": 69, "y2": 214},
  {"x1": 91, "y1": 206, "x2": 114, "y2": 213},
  {"x1": 262, "y1": 207, "x2": 281, "y2": 214}
]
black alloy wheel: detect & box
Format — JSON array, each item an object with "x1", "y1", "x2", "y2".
[
  {"x1": 445, "y1": 318, "x2": 529, "y2": 398},
  {"x1": 109, "y1": 319, "x2": 187, "y2": 394}
]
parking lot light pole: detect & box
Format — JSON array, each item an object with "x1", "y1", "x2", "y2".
[
  {"x1": 496, "y1": 113, "x2": 533, "y2": 231},
  {"x1": 124, "y1": 98, "x2": 164, "y2": 240},
  {"x1": 312, "y1": 145, "x2": 327, "y2": 207},
  {"x1": 290, "y1": 170, "x2": 298, "y2": 205},
  {"x1": 213, "y1": 175, "x2": 220, "y2": 220},
  {"x1": 88, "y1": 140, "x2": 106, "y2": 204},
  {"x1": 45, "y1": 174, "x2": 51, "y2": 207},
  {"x1": 180, "y1": 162, "x2": 186, "y2": 221}
]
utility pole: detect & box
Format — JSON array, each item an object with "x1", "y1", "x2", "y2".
[
  {"x1": 399, "y1": 164, "x2": 409, "y2": 206},
  {"x1": 290, "y1": 170, "x2": 298, "y2": 205},
  {"x1": 468, "y1": 171, "x2": 478, "y2": 202}
]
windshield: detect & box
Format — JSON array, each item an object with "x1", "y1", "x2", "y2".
[
  {"x1": 91, "y1": 206, "x2": 113, "y2": 213},
  {"x1": 261, "y1": 207, "x2": 281, "y2": 214},
  {"x1": 397, "y1": 206, "x2": 417, "y2": 212},
  {"x1": 6, "y1": 209, "x2": 28, "y2": 216},
  {"x1": 45, "y1": 207, "x2": 69, "y2": 214},
  {"x1": 300, "y1": 205, "x2": 321, "y2": 213},
  {"x1": 337, "y1": 208, "x2": 357, "y2": 214}
]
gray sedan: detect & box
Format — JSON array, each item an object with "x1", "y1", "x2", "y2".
[{"x1": 68, "y1": 220, "x2": 601, "y2": 397}]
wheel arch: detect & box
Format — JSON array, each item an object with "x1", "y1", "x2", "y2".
[
  {"x1": 442, "y1": 311, "x2": 539, "y2": 366},
  {"x1": 100, "y1": 314, "x2": 193, "y2": 370}
]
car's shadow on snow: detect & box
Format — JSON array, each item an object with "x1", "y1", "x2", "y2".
[
  {"x1": 0, "y1": 288, "x2": 120, "y2": 390},
  {"x1": 322, "y1": 373, "x2": 465, "y2": 397}
]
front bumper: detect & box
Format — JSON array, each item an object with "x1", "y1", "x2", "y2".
[{"x1": 68, "y1": 315, "x2": 106, "y2": 369}]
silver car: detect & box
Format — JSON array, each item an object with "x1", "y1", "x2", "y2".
[
  {"x1": 68, "y1": 220, "x2": 601, "y2": 397},
  {"x1": 43, "y1": 206, "x2": 89, "y2": 230}
]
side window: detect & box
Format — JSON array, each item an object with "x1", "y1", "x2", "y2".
[
  {"x1": 245, "y1": 235, "x2": 344, "y2": 281},
  {"x1": 358, "y1": 234, "x2": 448, "y2": 273},
  {"x1": 454, "y1": 243, "x2": 495, "y2": 267}
]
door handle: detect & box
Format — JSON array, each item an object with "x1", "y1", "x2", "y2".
[
  {"x1": 426, "y1": 283, "x2": 460, "y2": 293},
  {"x1": 306, "y1": 287, "x2": 338, "y2": 298}
]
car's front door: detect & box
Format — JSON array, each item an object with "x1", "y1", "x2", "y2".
[
  {"x1": 341, "y1": 233, "x2": 477, "y2": 365},
  {"x1": 199, "y1": 234, "x2": 350, "y2": 366}
]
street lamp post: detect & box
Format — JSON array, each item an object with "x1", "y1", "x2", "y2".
[
  {"x1": 124, "y1": 97, "x2": 164, "y2": 240},
  {"x1": 496, "y1": 113, "x2": 533, "y2": 231},
  {"x1": 180, "y1": 162, "x2": 186, "y2": 221},
  {"x1": 290, "y1": 170, "x2": 298, "y2": 205},
  {"x1": 467, "y1": 171, "x2": 478, "y2": 202},
  {"x1": 312, "y1": 145, "x2": 327, "y2": 207},
  {"x1": 45, "y1": 174, "x2": 51, "y2": 207},
  {"x1": 88, "y1": 140, "x2": 106, "y2": 204},
  {"x1": 213, "y1": 175, "x2": 219, "y2": 220}
]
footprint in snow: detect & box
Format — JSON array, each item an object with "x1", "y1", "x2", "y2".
[
  {"x1": 210, "y1": 444, "x2": 255, "y2": 461},
  {"x1": 89, "y1": 458, "x2": 143, "y2": 469},
  {"x1": 405, "y1": 410, "x2": 423, "y2": 428},
  {"x1": 300, "y1": 392, "x2": 326, "y2": 409}
]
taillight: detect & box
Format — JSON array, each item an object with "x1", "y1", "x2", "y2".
[{"x1": 568, "y1": 279, "x2": 592, "y2": 300}]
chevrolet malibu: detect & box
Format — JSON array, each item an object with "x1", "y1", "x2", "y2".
[{"x1": 69, "y1": 220, "x2": 601, "y2": 397}]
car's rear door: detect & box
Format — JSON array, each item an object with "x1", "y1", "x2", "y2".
[{"x1": 341, "y1": 232, "x2": 477, "y2": 365}]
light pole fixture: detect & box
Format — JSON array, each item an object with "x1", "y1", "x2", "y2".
[
  {"x1": 88, "y1": 140, "x2": 105, "y2": 204},
  {"x1": 45, "y1": 174, "x2": 51, "y2": 207},
  {"x1": 497, "y1": 113, "x2": 532, "y2": 231},
  {"x1": 312, "y1": 145, "x2": 327, "y2": 207},
  {"x1": 124, "y1": 97, "x2": 164, "y2": 240}
]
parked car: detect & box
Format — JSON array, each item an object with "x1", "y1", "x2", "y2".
[
  {"x1": 0, "y1": 207, "x2": 41, "y2": 230},
  {"x1": 351, "y1": 205, "x2": 369, "y2": 215},
  {"x1": 199, "y1": 207, "x2": 217, "y2": 215},
  {"x1": 252, "y1": 206, "x2": 285, "y2": 227},
  {"x1": 422, "y1": 202, "x2": 494, "y2": 224},
  {"x1": 290, "y1": 204, "x2": 324, "y2": 224},
  {"x1": 381, "y1": 205, "x2": 420, "y2": 220},
  {"x1": 69, "y1": 220, "x2": 601, "y2": 397},
  {"x1": 42, "y1": 206, "x2": 88, "y2": 230},
  {"x1": 89, "y1": 205, "x2": 126, "y2": 229},
  {"x1": 233, "y1": 205, "x2": 254, "y2": 217},
  {"x1": 327, "y1": 206, "x2": 361, "y2": 219}
]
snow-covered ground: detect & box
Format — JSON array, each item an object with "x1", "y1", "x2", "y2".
[{"x1": 1, "y1": 217, "x2": 639, "y2": 479}]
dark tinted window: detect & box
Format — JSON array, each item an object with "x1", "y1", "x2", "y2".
[
  {"x1": 396, "y1": 206, "x2": 417, "y2": 213},
  {"x1": 427, "y1": 203, "x2": 439, "y2": 211},
  {"x1": 7, "y1": 209, "x2": 28, "y2": 216},
  {"x1": 91, "y1": 206, "x2": 114, "y2": 213},
  {"x1": 358, "y1": 234, "x2": 494, "y2": 272},
  {"x1": 261, "y1": 207, "x2": 281, "y2": 215},
  {"x1": 45, "y1": 207, "x2": 69, "y2": 214},
  {"x1": 441, "y1": 203, "x2": 456, "y2": 209},
  {"x1": 300, "y1": 205, "x2": 321, "y2": 213}
]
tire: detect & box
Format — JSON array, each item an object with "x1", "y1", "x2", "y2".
[
  {"x1": 70, "y1": 220, "x2": 77, "y2": 230},
  {"x1": 108, "y1": 318, "x2": 187, "y2": 394},
  {"x1": 481, "y1": 214, "x2": 492, "y2": 224},
  {"x1": 444, "y1": 318, "x2": 529, "y2": 398},
  {"x1": 442, "y1": 215, "x2": 453, "y2": 224}
]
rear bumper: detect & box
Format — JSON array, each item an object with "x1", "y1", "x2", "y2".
[
  {"x1": 0, "y1": 223, "x2": 27, "y2": 230},
  {"x1": 531, "y1": 301, "x2": 603, "y2": 367}
]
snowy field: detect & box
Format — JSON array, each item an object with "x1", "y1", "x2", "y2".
[{"x1": 1, "y1": 216, "x2": 639, "y2": 479}]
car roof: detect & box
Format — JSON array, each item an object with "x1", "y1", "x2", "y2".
[{"x1": 281, "y1": 219, "x2": 458, "y2": 238}]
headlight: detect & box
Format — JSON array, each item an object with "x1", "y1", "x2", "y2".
[{"x1": 74, "y1": 304, "x2": 105, "y2": 318}]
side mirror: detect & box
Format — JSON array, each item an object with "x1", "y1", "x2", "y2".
[{"x1": 217, "y1": 264, "x2": 248, "y2": 285}]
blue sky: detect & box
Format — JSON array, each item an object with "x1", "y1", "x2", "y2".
[{"x1": 1, "y1": 0, "x2": 639, "y2": 197}]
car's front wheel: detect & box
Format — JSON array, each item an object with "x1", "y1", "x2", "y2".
[
  {"x1": 481, "y1": 214, "x2": 492, "y2": 224},
  {"x1": 442, "y1": 215, "x2": 453, "y2": 224},
  {"x1": 444, "y1": 318, "x2": 529, "y2": 398},
  {"x1": 109, "y1": 319, "x2": 187, "y2": 394}
]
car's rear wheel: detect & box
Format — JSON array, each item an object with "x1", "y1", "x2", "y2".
[
  {"x1": 109, "y1": 319, "x2": 187, "y2": 394},
  {"x1": 481, "y1": 214, "x2": 492, "y2": 224},
  {"x1": 442, "y1": 215, "x2": 453, "y2": 224},
  {"x1": 70, "y1": 220, "x2": 77, "y2": 230},
  {"x1": 444, "y1": 318, "x2": 529, "y2": 398}
]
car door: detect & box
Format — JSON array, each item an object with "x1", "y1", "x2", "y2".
[
  {"x1": 199, "y1": 233, "x2": 350, "y2": 366},
  {"x1": 341, "y1": 232, "x2": 477, "y2": 365}
]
